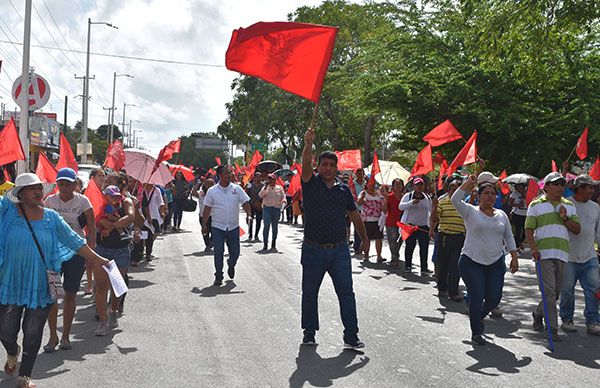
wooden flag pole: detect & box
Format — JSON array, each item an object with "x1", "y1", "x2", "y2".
[
  {"x1": 565, "y1": 143, "x2": 577, "y2": 163},
  {"x1": 309, "y1": 103, "x2": 320, "y2": 130}
]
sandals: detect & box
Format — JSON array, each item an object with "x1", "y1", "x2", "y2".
[
  {"x1": 17, "y1": 376, "x2": 37, "y2": 388},
  {"x1": 43, "y1": 338, "x2": 59, "y2": 353},
  {"x1": 4, "y1": 344, "x2": 20, "y2": 375},
  {"x1": 59, "y1": 339, "x2": 72, "y2": 350}
]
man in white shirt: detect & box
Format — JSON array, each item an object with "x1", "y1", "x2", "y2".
[{"x1": 202, "y1": 165, "x2": 251, "y2": 286}]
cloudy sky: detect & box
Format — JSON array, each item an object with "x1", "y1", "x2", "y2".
[{"x1": 0, "y1": 0, "x2": 326, "y2": 154}]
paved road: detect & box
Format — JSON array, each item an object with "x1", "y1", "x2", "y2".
[{"x1": 3, "y1": 213, "x2": 600, "y2": 387}]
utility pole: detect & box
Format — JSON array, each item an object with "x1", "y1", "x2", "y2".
[
  {"x1": 17, "y1": 0, "x2": 32, "y2": 174},
  {"x1": 110, "y1": 72, "x2": 133, "y2": 143},
  {"x1": 102, "y1": 107, "x2": 114, "y2": 141},
  {"x1": 63, "y1": 96, "x2": 67, "y2": 134}
]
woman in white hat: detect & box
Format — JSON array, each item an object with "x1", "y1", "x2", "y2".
[{"x1": 0, "y1": 173, "x2": 110, "y2": 388}]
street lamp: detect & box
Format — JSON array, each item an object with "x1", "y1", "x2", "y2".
[
  {"x1": 121, "y1": 103, "x2": 137, "y2": 146},
  {"x1": 136, "y1": 136, "x2": 143, "y2": 149},
  {"x1": 82, "y1": 18, "x2": 117, "y2": 163},
  {"x1": 109, "y1": 73, "x2": 134, "y2": 143},
  {"x1": 126, "y1": 119, "x2": 141, "y2": 147}
]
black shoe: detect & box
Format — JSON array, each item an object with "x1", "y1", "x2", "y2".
[
  {"x1": 471, "y1": 334, "x2": 486, "y2": 345},
  {"x1": 145, "y1": 254, "x2": 152, "y2": 263},
  {"x1": 344, "y1": 336, "x2": 365, "y2": 350},
  {"x1": 532, "y1": 312, "x2": 544, "y2": 332},
  {"x1": 214, "y1": 277, "x2": 223, "y2": 286},
  {"x1": 301, "y1": 331, "x2": 317, "y2": 346},
  {"x1": 227, "y1": 265, "x2": 235, "y2": 279},
  {"x1": 261, "y1": 243, "x2": 268, "y2": 251}
]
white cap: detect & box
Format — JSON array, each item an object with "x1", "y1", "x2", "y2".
[{"x1": 477, "y1": 171, "x2": 499, "y2": 185}]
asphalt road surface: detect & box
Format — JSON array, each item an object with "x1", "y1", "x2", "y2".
[{"x1": 3, "y1": 213, "x2": 600, "y2": 387}]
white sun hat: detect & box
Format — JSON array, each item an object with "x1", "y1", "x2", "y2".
[{"x1": 5, "y1": 173, "x2": 55, "y2": 203}]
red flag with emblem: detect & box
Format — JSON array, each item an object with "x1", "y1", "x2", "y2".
[
  {"x1": 423, "y1": 119, "x2": 463, "y2": 146},
  {"x1": 397, "y1": 222, "x2": 419, "y2": 241},
  {"x1": 367, "y1": 151, "x2": 380, "y2": 188},
  {"x1": 35, "y1": 152, "x2": 57, "y2": 183},
  {"x1": 104, "y1": 140, "x2": 126, "y2": 171},
  {"x1": 0, "y1": 118, "x2": 26, "y2": 166},
  {"x1": 56, "y1": 132, "x2": 78, "y2": 172},
  {"x1": 576, "y1": 127, "x2": 588, "y2": 160},
  {"x1": 411, "y1": 144, "x2": 433, "y2": 178}
]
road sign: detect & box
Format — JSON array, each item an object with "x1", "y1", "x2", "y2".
[
  {"x1": 195, "y1": 137, "x2": 229, "y2": 150},
  {"x1": 251, "y1": 142, "x2": 267, "y2": 151},
  {"x1": 11, "y1": 72, "x2": 51, "y2": 111}
]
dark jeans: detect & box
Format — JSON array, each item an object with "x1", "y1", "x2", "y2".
[
  {"x1": 163, "y1": 202, "x2": 173, "y2": 231},
  {"x1": 172, "y1": 198, "x2": 185, "y2": 229},
  {"x1": 301, "y1": 242, "x2": 358, "y2": 339},
  {"x1": 353, "y1": 229, "x2": 362, "y2": 253},
  {"x1": 458, "y1": 255, "x2": 506, "y2": 336},
  {"x1": 404, "y1": 227, "x2": 430, "y2": 270},
  {"x1": 511, "y1": 214, "x2": 526, "y2": 248},
  {"x1": 248, "y1": 208, "x2": 263, "y2": 238},
  {"x1": 142, "y1": 219, "x2": 160, "y2": 256},
  {"x1": 0, "y1": 304, "x2": 51, "y2": 377},
  {"x1": 436, "y1": 233, "x2": 465, "y2": 297},
  {"x1": 212, "y1": 227, "x2": 240, "y2": 280},
  {"x1": 202, "y1": 216, "x2": 213, "y2": 249},
  {"x1": 263, "y1": 206, "x2": 281, "y2": 243},
  {"x1": 285, "y1": 196, "x2": 293, "y2": 222}
]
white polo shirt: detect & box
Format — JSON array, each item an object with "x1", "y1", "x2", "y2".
[{"x1": 204, "y1": 182, "x2": 250, "y2": 231}]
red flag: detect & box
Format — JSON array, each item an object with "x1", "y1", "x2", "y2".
[
  {"x1": 3, "y1": 168, "x2": 11, "y2": 183},
  {"x1": 56, "y1": 132, "x2": 78, "y2": 172},
  {"x1": 104, "y1": 140, "x2": 126, "y2": 171},
  {"x1": 287, "y1": 169, "x2": 302, "y2": 196},
  {"x1": 397, "y1": 222, "x2": 419, "y2": 241},
  {"x1": 437, "y1": 159, "x2": 449, "y2": 190},
  {"x1": 447, "y1": 131, "x2": 477, "y2": 176},
  {"x1": 276, "y1": 177, "x2": 285, "y2": 188},
  {"x1": 239, "y1": 226, "x2": 246, "y2": 237},
  {"x1": 348, "y1": 173, "x2": 357, "y2": 200},
  {"x1": 153, "y1": 139, "x2": 181, "y2": 173},
  {"x1": 335, "y1": 149, "x2": 362, "y2": 171},
  {"x1": 551, "y1": 160, "x2": 558, "y2": 172},
  {"x1": 525, "y1": 178, "x2": 539, "y2": 206},
  {"x1": 423, "y1": 120, "x2": 463, "y2": 147},
  {"x1": 215, "y1": 157, "x2": 222, "y2": 166},
  {"x1": 576, "y1": 127, "x2": 589, "y2": 160},
  {"x1": 226, "y1": 22, "x2": 338, "y2": 103},
  {"x1": 498, "y1": 170, "x2": 511, "y2": 196},
  {"x1": 246, "y1": 150, "x2": 263, "y2": 177},
  {"x1": 367, "y1": 151, "x2": 380, "y2": 188},
  {"x1": 84, "y1": 178, "x2": 108, "y2": 224},
  {"x1": 0, "y1": 118, "x2": 26, "y2": 166},
  {"x1": 35, "y1": 152, "x2": 57, "y2": 183},
  {"x1": 235, "y1": 163, "x2": 243, "y2": 175},
  {"x1": 207, "y1": 168, "x2": 216, "y2": 176},
  {"x1": 589, "y1": 156, "x2": 600, "y2": 180},
  {"x1": 433, "y1": 152, "x2": 446, "y2": 165},
  {"x1": 411, "y1": 144, "x2": 433, "y2": 177}
]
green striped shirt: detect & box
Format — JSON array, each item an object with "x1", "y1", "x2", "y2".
[{"x1": 525, "y1": 195, "x2": 579, "y2": 262}]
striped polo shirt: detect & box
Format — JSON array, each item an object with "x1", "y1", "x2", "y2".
[
  {"x1": 525, "y1": 195, "x2": 579, "y2": 262},
  {"x1": 437, "y1": 196, "x2": 465, "y2": 234}
]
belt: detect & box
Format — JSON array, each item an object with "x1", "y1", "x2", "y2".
[{"x1": 303, "y1": 239, "x2": 347, "y2": 249}]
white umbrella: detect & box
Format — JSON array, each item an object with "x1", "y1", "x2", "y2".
[
  {"x1": 364, "y1": 160, "x2": 411, "y2": 185},
  {"x1": 123, "y1": 149, "x2": 173, "y2": 186},
  {"x1": 502, "y1": 173, "x2": 538, "y2": 185}
]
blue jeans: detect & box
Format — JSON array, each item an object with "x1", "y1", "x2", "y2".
[
  {"x1": 262, "y1": 206, "x2": 281, "y2": 243},
  {"x1": 559, "y1": 257, "x2": 600, "y2": 325},
  {"x1": 458, "y1": 254, "x2": 506, "y2": 336},
  {"x1": 212, "y1": 227, "x2": 240, "y2": 279},
  {"x1": 301, "y1": 242, "x2": 358, "y2": 339},
  {"x1": 172, "y1": 198, "x2": 185, "y2": 228}
]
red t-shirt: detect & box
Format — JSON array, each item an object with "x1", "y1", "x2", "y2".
[{"x1": 385, "y1": 192, "x2": 402, "y2": 227}]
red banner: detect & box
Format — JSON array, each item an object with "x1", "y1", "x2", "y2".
[
  {"x1": 0, "y1": 118, "x2": 26, "y2": 166},
  {"x1": 335, "y1": 149, "x2": 362, "y2": 171}
]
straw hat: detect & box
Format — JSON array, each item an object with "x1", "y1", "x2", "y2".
[{"x1": 5, "y1": 173, "x2": 55, "y2": 203}]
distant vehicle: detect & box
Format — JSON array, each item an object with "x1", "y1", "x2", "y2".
[{"x1": 77, "y1": 163, "x2": 101, "y2": 190}]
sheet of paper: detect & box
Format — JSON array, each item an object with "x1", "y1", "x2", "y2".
[
  {"x1": 140, "y1": 231, "x2": 149, "y2": 240},
  {"x1": 102, "y1": 260, "x2": 129, "y2": 297}
]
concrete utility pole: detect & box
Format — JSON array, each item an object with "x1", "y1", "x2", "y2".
[
  {"x1": 110, "y1": 72, "x2": 133, "y2": 143},
  {"x1": 17, "y1": 0, "x2": 32, "y2": 174}
]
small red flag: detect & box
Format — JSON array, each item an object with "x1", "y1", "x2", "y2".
[
  {"x1": 104, "y1": 140, "x2": 126, "y2": 171},
  {"x1": 226, "y1": 22, "x2": 338, "y2": 103},
  {"x1": 423, "y1": 120, "x2": 463, "y2": 147},
  {"x1": 56, "y1": 132, "x2": 78, "y2": 172},
  {"x1": 3, "y1": 168, "x2": 11, "y2": 183},
  {"x1": 411, "y1": 144, "x2": 434, "y2": 178},
  {"x1": 215, "y1": 157, "x2": 222, "y2": 166},
  {"x1": 498, "y1": 170, "x2": 511, "y2": 196},
  {"x1": 447, "y1": 131, "x2": 477, "y2": 176},
  {"x1": 85, "y1": 178, "x2": 108, "y2": 224},
  {"x1": 0, "y1": 118, "x2": 26, "y2": 166},
  {"x1": 239, "y1": 226, "x2": 246, "y2": 237},
  {"x1": 437, "y1": 159, "x2": 449, "y2": 190},
  {"x1": 287, "y1": 169, "x2": 302, "y2": 197},
  {"x1": 35, "y1": 152, "x2": 57, "y2": 183},
  {"x1": 335, "y1": 149, "x2": 362, "y2": 171},
  {"x1": 576, "y1": 127, "x2": 589, "y2": 160},
  {"x1": 551, "y1": 160, "x2": 558, "y2": 172},
  {"x1": 367, "y1": 151, "x2": 380, "y2": 188},
  {"x1": 234, "y1": 163, "x2": 243, "y2": 175},
  {"x1": 589, "y1": 156, "x2": 600, "y2": 180},
  {"x1": 525, "y1": 178, "x2": 539, "y2": 206},
  {"x1": 153, "y1": 139, "x2": 181, "y2": 173},
  {"x1": 247, "y1": 150, "x2": 263, "y2": 176},
  {"x1": 397, "y1": 222, "x2": 419, "y2": 241}
]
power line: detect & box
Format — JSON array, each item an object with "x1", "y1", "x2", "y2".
[{"x1": 41, "y1": 0, "x2": 85, "y2": 68}]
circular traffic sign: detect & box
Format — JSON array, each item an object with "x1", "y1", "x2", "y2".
[{"x1": 12, "y1": 72, "x2": 51, "y2": 111}]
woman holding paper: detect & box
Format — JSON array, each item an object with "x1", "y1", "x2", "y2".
[
  {"x1": 94, "y1": 185, "x2": 134, "y2": 336},
  {"x1": 0, "y1": 173, "x2": 109, "y2": 388}
]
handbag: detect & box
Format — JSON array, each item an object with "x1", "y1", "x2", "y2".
[
  {"x1": 182, "y1": 196, "x2": 197, "y2": 212},
  {"x1": 20, "y1": 204, "x2": 65, "y2": 301}
]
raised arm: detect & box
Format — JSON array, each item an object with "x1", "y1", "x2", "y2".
[
  {"x1": 301, "y1": 128, "x2": 315, "y2": 183},
  {"x1": 451, "y1": 175, "x2": 477, "y2": 219}
]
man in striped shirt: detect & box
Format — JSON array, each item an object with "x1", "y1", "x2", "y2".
[{"x1": 526, "y1": 172, "x2": 581, "y2": 341}]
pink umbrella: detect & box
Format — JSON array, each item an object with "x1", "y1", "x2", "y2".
[{"x1": 123, "y1": 149, "x2": 173, "y2": 186}]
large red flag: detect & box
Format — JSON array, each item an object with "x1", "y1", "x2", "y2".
[
  {"x1": 397, "y1": 222, "x2": 419, "y2": 241},
  {"x1": 85, "y1": 178, "x2": 108, "y2": 224},
  {"x1": 447, "y1": 131, "x2": 477, "y2": 176},
  {"x1": 367, "y1": 151, "x2": 380, "y2": 187},
  {"x1": 589, "y1": 156, "x2": 600, "y2": 180},
  {"x1": 0, "y1": 118, "x2": 26, "y2": 166},
  {"x1": 525, "y1": 178, "x2": 540, "y2": 206},
  {"x1": 423, "y1": 120, "x2": 463, "y2": 147},
  {"x1": 35, "y1": 152, "x2": 57, "y2": 183},
  {"x1": 411, "y1": 144, "x2": 433, "y2": 177},
  {"x1": 576, "y1": 127, "x2": 589, "y2": 160},
  {"x1": 498, "y1": 170, "x2": 511, "y2": 196},
  {"x1": 225, "y1": 22, "x2": 338, "y2": 103},
  {"x1": 56, "y1": 132, "x2": 78, "y2": 172},
  {"x1": 104, "y1": 140, "x2": 126, "y2": 171},
  {"x1": 335, "y1": 149, "x2": 362, "y2": 171},
  {"x1": 153, "y1": 139, "x2": 181, "y2": 173}
]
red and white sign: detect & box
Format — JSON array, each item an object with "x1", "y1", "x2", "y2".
[{"x1": 12, "y1": 72, "x2": 51, "y2": 111}]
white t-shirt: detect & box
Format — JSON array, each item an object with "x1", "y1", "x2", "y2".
[
  {"x1": 399, "y1": 191, "x2": 431, "y2": 227},
  {"x1": 567, "y1": 197, "x2": 600, "y2": 263},
  {"x1": 44, "y1": 193, "x2": 92, "y2": 237},
  {"x1": 203, "y1": 182, "x2": 250, "y2": 231}
]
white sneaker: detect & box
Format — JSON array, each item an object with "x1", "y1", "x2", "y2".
[
  {"x1": 587, "y1": 323, "x2": 600, "y2": 336},
  {"x1": 561, "y1": 321, "x2": 578, "y2": 332}
]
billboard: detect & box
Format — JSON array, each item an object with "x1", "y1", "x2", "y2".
[{"x1": 195, "y1": 137, "x2": 229, "y2": 150}]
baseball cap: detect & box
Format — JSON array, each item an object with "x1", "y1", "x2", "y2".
[
  {"x1": 543, "y1": 172, "x2": 566, "y2": 187},
  {"x1": 413, "y1": 177, "x2": 424, "y2": 185},
  {"x1": 574, "y1": 174, "x2": 599, "y2": 187},
  {"x1": 477, "y1": 171, "x2": 499, "y2": 185},
  {"x1": 103, "y1": 185, "x2": 123, "y2": 198},
  {"x1": 56, "y1": 167, "x2": 77, "y2": 182}
]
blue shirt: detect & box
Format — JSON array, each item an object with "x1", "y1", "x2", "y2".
[
  {"x1": 0, "y1": 196, "x2": 85, "y2": 308},
  {"x1": 465, "y1": 192, "x2": 504, "y2": 210},
  {"x1": 302, "y1": 174, "x2": 356, "y2": 243}
]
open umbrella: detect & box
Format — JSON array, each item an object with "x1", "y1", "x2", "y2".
[
  {"x1": 168, "y1": 163, "x2": 195, "y2": 181},
  {"x1": 123, "y1": 149, "x2": 173, "y2": 186},
  {"x1": 364, "y1": 160, "x2": 411, "y2": 185},
  {"x1": 502, "y1": 173, "x2": 538, "y2": 185},
  {"x1": 256, "y1": 160, "x2": 282, "y2": 173},
  {"x1": 274, "y1": 168, "x2": 296, "y2": 178}
]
